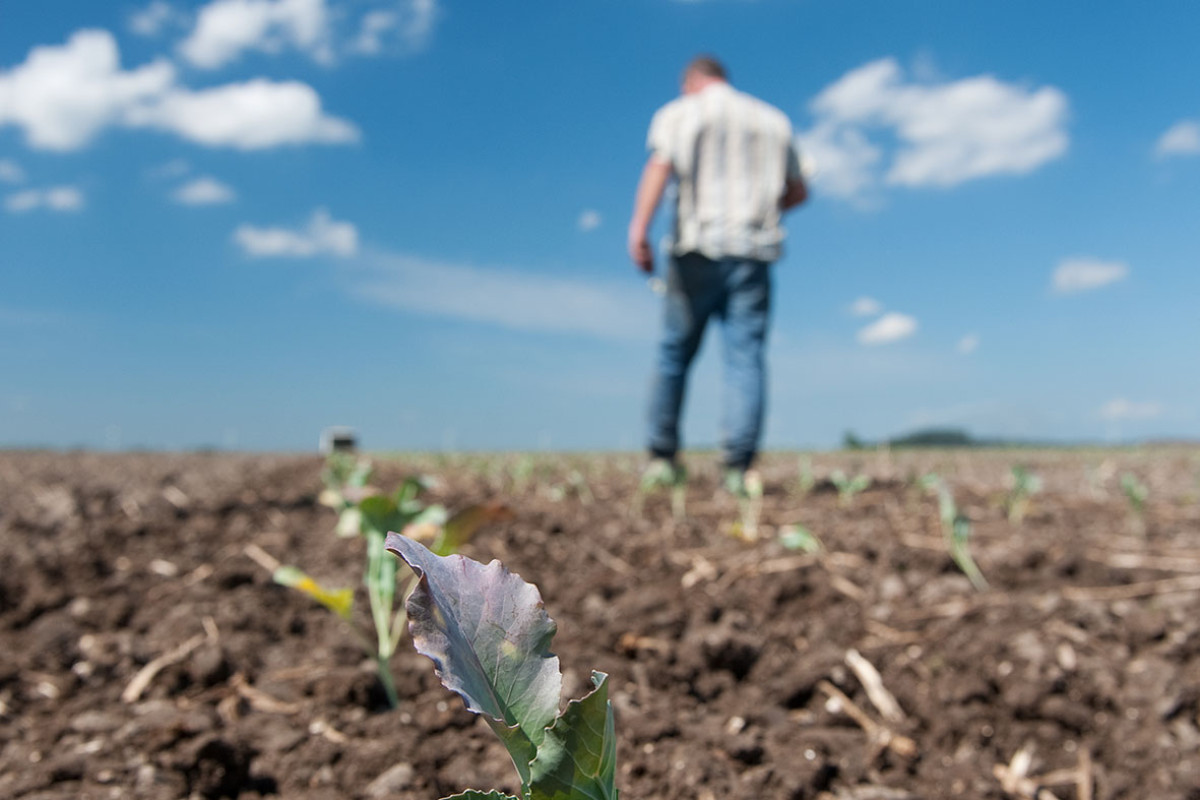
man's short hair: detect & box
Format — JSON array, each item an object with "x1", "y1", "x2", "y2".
[{"x1": 685, "y1": 55, "x2": 727, "y2": 81}]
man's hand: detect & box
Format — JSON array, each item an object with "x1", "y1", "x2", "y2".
[
  {"x1": 628, "y1": 157, "x2": 672, "y2": 274},
  {"x1": 628, "y1": 229, "x2": 654, "y2": 273}
]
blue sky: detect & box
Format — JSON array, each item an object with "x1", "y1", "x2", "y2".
[{"x1": 2, "y1": 0, "x2": 1198, "y2": 451}]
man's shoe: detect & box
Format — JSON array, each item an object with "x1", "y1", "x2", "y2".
[
  {"x1": 641, "y1": 457, "x2": 684, "y2": 490},
  {"x1": 723, "y1": 466, "x2": 762, "y2": 499},
  {"x1": 723, "y1": 466, "x2": 747, "y2": 497}
]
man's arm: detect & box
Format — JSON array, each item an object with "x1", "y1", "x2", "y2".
[
  {"x1": 628, "y1": 157, "x2": 672, "y2": 273},
  {"x1": 780, "y1": 176, "x2": 808, "y2": 211}
]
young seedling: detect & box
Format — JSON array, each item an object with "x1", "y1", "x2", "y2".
[
  {"x1": 632, "y1": 459, "x2": 687, "y2": 521},
  {"x1": 509, "y1": 455, "x2": 536, "y2": 493},
  {"x1": 796, "y1": 455, "x2": 816, "y2": 496},
  {"x1": 1120, "y1": 471, "x2": 1149, "y2": 535},
  {"x1": 778, "y1": 523, "x2": 823, "y2": 554},
  {"x1": 546, "y1": 469, "x2": 594, "y2": 506},
  {"x1": 729, "y1": 469, "x2": 764, "y2": 541},
  {"x1": 275, "y1": 456, "x2": 508, "y2": 708},
  {"x1": 830, "y1": 469, "x2": 871, "y2": 508},
  {"x1": 947, "y1": 514, "x2": 988, "y2": 592},
  {"x1": 387, "y1": 534, "x2": 618, "y2": 800},
  {"x1": 319, "y1": 452, "x2": 376, "y2": 537},
  {"x1": 923, "y1": 473, "x2": 988, "y2": 591},
  {"x1": 1005, "y1": 465, "x2": 1042, "y2": 525}
]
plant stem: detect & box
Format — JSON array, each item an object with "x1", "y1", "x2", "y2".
[{"x1": 376, "y1": 654, "x2": 399, "y2": 709}]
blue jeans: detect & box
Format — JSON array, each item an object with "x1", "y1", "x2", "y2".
[{"x1": 647, "y1": 252, "x2": 771, "y2": 470}]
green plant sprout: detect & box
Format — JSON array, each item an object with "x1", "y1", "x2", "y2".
[
  {"x1": 1120, "y1": 472, "x2": 1148, "y2": 515},
  {"x1": 830, "y1": 469, "x2": 871, "y2": 507},
  {"x1": 1005, "y1": 465, "x2": 1042, "y2": 525},
  {"x1": 796, "y1": 455, "x2": 816, "y2": 496},
  {"x1": 778, "y1": 523, "x2": 823, "y2": 554},
  {"x1": 546, "y1": 469, "x2": 594, "y2": 506},
  {"x1": 632, "y1": 460, "x2": 687, "y2": 521},
  {"x1": 319, "y1": 452, "x2": 375, "y2": 537},
  {"x1": 923, "y1": 473, "x2": 988, "y2": 591},
  {"x1": 387, "y1": 534, "x2": 618, "y2": 800},
  {"x1": 730, "y1": 469, "x2": 764, "y2": 541},
  {"x1": 1120, "y1": 471, "x2": 1149, "y2": 535},
  {"x1": 277, "y1": 456, "x2": 508, "y2": 708},
  {"x1": 509, "y1": 455, "x2": 536, "y2": 493}
]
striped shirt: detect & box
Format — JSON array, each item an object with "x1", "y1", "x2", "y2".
[{"x1": 647, "y1": 82, "x2": 801, "y2": 263}]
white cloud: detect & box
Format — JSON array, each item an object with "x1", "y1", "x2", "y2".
[
  {"x1": 351, "y1": 1, "x2": 439, "y2": 55},
  {"x1": 957, "y1": 333, "x2": 979, "y2": 354},
  {"x1": 348, "y1": 251, "x2": 658, "y2": 341},
  {"x1": 0, "y1": 30, "x2": 175, "y2": 151},
  {"x1": 0, "y1": 159, "x2": 24, "y2": 183},
  {"x1": 4, "y1": 185, "x2": 84, "y2": 213},
  {"x1": 578, "y1": 209, "x2": 602, "y2": 232},
  {"x1": 798, "y1": 58, "x2": 1068, "y2": 202},
  {"x1": 1155, "y1": 119, "x2": 1200, "y2": 159},
  {"x1": 849, "y1": 296, "x2": 881, "y2": 317},
  {"x1": 130, "y1": 1, "x2": 182, "y2": 37},
  {"x1": 0, "y1": 29, "x2": 358, "y2": 151},
  {"x1": 796, "y1": 122, "x2": 881, "y2": 204},
  {"x1": 181, "y1": 0, "x2": 439, "y2": 67},
  {"x1": 180, "y1": 0, "x2": 332, "y2": 69},
  {"x1": 131, "y1": 79, "x2": 359, "y2": 150},
  {"x1": 1099, "y1": 398, "x2": 1162, "y2": 422},
  {"x1": 234, "y1": 208, "x2": 358, "y2": 257},
  {"x1": 352, "y1": 10, "x2": 398, "y2": 55},
  {"x1": 1052, "y1": 257, "x2": 1128, "y2": 294},
  {"x1": 173, "y1": 176, "x2": 236, "y2": 205},
  {"x1": 857, "y1": 311, "x2": 917, "y2": 345}
]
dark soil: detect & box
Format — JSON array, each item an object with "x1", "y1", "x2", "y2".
[{"x1": 2, "y1": 449, "x2": 1199, "y2": 799}]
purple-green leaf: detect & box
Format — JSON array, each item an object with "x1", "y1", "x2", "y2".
[
  {"x1": 530, "y1": 672, "x2": 618, "y2": 800},
  {"x1": 386, "y1": 534, "x2": 562, "y2": 786}
]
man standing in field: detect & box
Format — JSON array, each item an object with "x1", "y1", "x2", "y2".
[{"x1": 628, "y1": 55, "x2": 808, "y2": 492}]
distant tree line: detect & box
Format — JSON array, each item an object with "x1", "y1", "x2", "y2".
[{"x1": 841, "y1": 427, "x2": 1046, "y2": 450}]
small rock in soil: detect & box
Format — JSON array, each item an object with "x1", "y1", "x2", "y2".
[{"x1": 364, "y1": 762, "x2": 415, "y2": 797}]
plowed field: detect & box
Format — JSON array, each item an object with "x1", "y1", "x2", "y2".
[{"x1": 2, "y1": 449, "x2": 1198, "y2": 799}]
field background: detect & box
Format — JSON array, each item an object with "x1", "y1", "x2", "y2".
[{"x1": 2, "y1": 447, "x2": 1199, "y2": 799}]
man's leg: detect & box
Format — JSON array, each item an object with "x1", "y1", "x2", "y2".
[
  {"x1": 647, "y1": 253, "x2": 721, "y2": 461},
  {"x1": 717, "y1": 258, "x2": 771, "y2": 471}
]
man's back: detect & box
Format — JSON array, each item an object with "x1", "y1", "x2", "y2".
[{"x1": 648, "y1": 83, "x2": 798, "y2": 262}]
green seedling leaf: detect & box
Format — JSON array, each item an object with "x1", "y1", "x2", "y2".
[
  {"x1": 445, "y1": 793, "x2": 520, "y2": 800},
  {"x1": 917, "y1": 472, "x2": 942, "y2": 493},
  {"x1": 936, "y1": 485, "x2": 957, "y2": 529},
  {"x1": 949, "y1": 516, "x2": 988, "y2": 592},
  {"x1": 347, "y1": 459, "x2": 373, "y2": 488},
  {"x1": 272, "y1": 565, "x2": 354, "y2": 619},
  {"x1": 321, "y1": 452, "x2": 371, "y2": 491},
  {"x1": 1120, "y1": 472, "x2": 1148, "y2": 512},
  {"x1": 831, "y1": 470, "x2": 870, "y2": 506},
  {"x1": 530, "y1": 672, "x2": 618, "y2": 800},
  {"x1": 1005, "y1": 466, "x2": 1042, "y2": 525},
  {"x1": 396, "y1": 475, "x2": 436, "y2": 515},
  {"x1": 779, "y1": 524, "x2": 823, "y2": 554},
  {"x1": 359, "y1": 494, "x2": 407, "y2": 538},
  {"x1": 386, "y1": 534, "x2": 562, "y2": 787}
]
